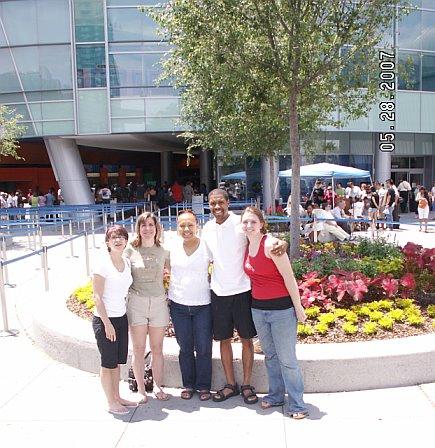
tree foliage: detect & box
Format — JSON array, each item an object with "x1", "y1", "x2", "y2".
[
  {"x1": 146, "y1": 0, "x2": 409, "y2": 257},
  {"x1": 0, "y1": 105, "x2": 24, "y2": 159}
]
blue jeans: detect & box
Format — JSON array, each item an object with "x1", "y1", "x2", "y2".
[
  {"x1": 385, "y1": 205, "x2": 394, "y2": 229},
  {"x1": 252, "y1": 307, "x2": 307, "y2": 413},
  {"x1": 169, "y1": 301, "x2": 213, "y2": 390}
]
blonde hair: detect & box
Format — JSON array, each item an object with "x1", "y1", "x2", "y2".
[{"x1": 132, "y1": 212, "x2": 162, "y2": 247}]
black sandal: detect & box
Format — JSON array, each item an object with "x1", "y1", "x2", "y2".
[
  {"x1": 212, "y1": 383, "x2": 240, "y2": 402},
  {"x1": 199, "y1": 390, "x2": 211, "y2": 401},
  {"x1": 180, "y1": 389, "x2": 195, "y2": 400},
  {"x1": 241, "y1": 384, "x2": 258, "y2": 405}
]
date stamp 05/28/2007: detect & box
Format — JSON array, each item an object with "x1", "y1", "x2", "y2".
[{"x1": 378, "y1": 50, "x2": 396, "y2": 153}]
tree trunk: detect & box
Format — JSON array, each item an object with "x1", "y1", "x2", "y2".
[{"x1": 289, "y1": 93, "x2": 301, "y2": 260}]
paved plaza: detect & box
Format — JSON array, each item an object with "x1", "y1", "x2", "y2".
[{"x1": 0, "y1": 213, "x2": 434, "y2": 448}]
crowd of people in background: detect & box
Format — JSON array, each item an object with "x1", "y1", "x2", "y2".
[
  {"x1": 286, "y1": 178, "x2": 434, "y2": 240},
  {"x1": 0, "y1": 187, "x2": 61, "y2": 209}
]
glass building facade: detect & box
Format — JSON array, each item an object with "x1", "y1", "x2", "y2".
[{"x1": 0, "y1": 0, "x2": 434, "y2": 200}]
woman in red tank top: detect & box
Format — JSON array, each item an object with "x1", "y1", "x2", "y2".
[{"x1": 241, "y1": 206, "x2": 308, "y2": 419}]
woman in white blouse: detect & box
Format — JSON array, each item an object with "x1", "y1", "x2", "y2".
[
  {"x1": 168, "y1": 210, "x2": 213, "y2": 401},
  {"x1": 92, "y1": 225, "x2": 136, "y2": 415}
]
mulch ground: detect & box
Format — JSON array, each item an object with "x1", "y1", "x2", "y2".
[{"x1": 67, "y1": 296, "x2": 434, "y2": 343}]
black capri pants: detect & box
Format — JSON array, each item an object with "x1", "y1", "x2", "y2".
[{"x1": 92, "y1": 314, "x2": 128, "y2": 369}]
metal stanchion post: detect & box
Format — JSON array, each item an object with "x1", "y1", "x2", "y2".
[
  {"x1": 38, "y1": 226, "x2": 43, "y2": 248},
  {"x1": 313, "y1": 216, "x2": 318, "y2": 243},
  {"x1": 130, "y1": 216, "x2": 134, "y2": 235},
  {"x1": 84, "y1": 232, "x2": 90, "y2": 277},
  {"x1": 135, "y1": 205, "x2": 138, "y2": 218},
  {"x1": 27, "y1": 227, "x2": 31, "y2": 250},
  {"x1": 0, "y1": 260, "x2": 18, "y2": 336},
  {"x1": 91, "y1": 213, "x2": 96, "y2": 248},
  {"x1": 61, "y1": 213, "x2": 65, "y2": 237},
  {"x1": 121, "y1": 207, "x2": 125, "y2": 222},
  {"x1": 43, "y1": 246, "x2": 49, "y2": 291},
  {"x1": 168, "y1": 205, "x2": 172, "y2": 230},
  {"x1": 32, "y1": 229, "x2": 37, "y2": 251},
  {"x1": 1, "y1": 238, "x2": 10, "y2": 285},
  {"x1": 69, "y1": 221, "x2": 74, "y2": 257}
]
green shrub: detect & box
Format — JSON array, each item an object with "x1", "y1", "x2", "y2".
[
  {"x1": 432, "y1": 320, "x2": 435, "y2": 330},
  {"x1": 291, "y1": 258, "x2": 311, "y2": 280},
  {"x1": 427, "y1": 305, "x2": 435, "y2": 318},
  {"x1": 342, "y1": 322, "x2": 358, "y2": 335},
  {"x1": 355, "y1": 238, "x2": 402, "y2": 260},
  {"x1": 310, "y1": 253, "x2": 339, "y2": 277},
  {"x1": 344, "y1": 311, "x2": 358, "y2": 324},
  {"x1": 297, "y1": 323, "x2": 314, "y2": 337},
  {"x1": 368, "y1": 301, "x2": 382, "y2": 311},
  {"x1": 406, "y1": 314, "x2": 424, "y2": 326},
  {"x1": 377, "y1": 300, "x2": 393, "y2": 311},
  {"x1": 363, "y1": 322, "x2": 378, "y2": 335},
  {"x1": 369, "y1": 311, "x2": 384, "y2": 322},
  {"x1": 339, "y1": 259, "x2": 361, "y2": 273},
  {"x1": 359, "y1": 258, "x2": 379, "y2": 278},
  {"x1": 305, "y1": 306, "x2": 321, "y2": 319},
  {"x1": 375, "y1": 257, "x2": 404, "y2": 277},
  {"x1": 405, "y1": 306, "x2": 422, "y2": 318},
  {"x1": 395, "y1": 298, "x2": 414, "y2": 309},
  {"x1": 333, "y1": 308, "x2": 348, "y2": 318},
  {"x1": 85, "y1": 298, "x2": 95, "y2": 310},
  {"x1": 356, "y1": 305, "x2": 371, "y2": 318},
  {"x1": 314, "y1": 322, "x2": 329, "y2": 335},
  {"x1": 318, "y1": 312, "x2": 336, "y2": 325},
  {"x1": 73, "y1": 282, "x2": 93, "y2": 304},
  {"x1": 387, "y1": 309, "x2": 405, "y2": 322},
  {"x1": 378, "y1": 316, "x2": 394, "y2": 330}
]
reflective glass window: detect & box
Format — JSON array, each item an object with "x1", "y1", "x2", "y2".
[
  {"x1": 422, "y1": 11, "x2": 435, "y2": 51},
  {"x1": 350, "y1": 133, "x2": 374, "y2": 155},
  {"x1": 110, "y1": 86, "x2": 179, "y2": 97},
  {"x1": 108, "y1": 8, "x2": 159, "y2": 41},
  {"x1": 0, "y1": 0, "x2": 70, "y2": 46},
  {"x1": 0, "y1": 26, "x2": 7, "y2": 47},
  {"x1": 109, "y1": 42, "x2": 171, "y2": 52},
  {"x1": 422, "y1": 1, "x2": 435, "y2": 10},
  {"x1": 12, "y1": 45, "x2": 72, "y2": 91},
  {"x1": 398, "y1": 51, "x2": 421, "y2": 91},
  {"x1": 107, "y1": 0, "x2": 159, "y2": 4},
  {"x1": 26, "y1": 90, "x2": 74, "y2": 101},
  {"x1": 0, "y1": 93, "x2": 25, "y2": 103},
  {"x1": 29, "y1": 102, "x2": 74, "y2": 121},
  {"x1": 398, "y1": 10, "x2": 422, "y2": 50},
  {"x1": 0, "y1": 48, "x2": 21, "y2": 93},
  {"x1": 109, "y1": 53, "x2": 167, "y2": 89},
  {"x1": 2, "y1": 104, "x2": 31, "y2": 121},
  {"x1": 145, "y1": 98, "x2": 179, "y2": 117},
  {"x1": 39, "y1": 120, "x2": 75, "y2": 136},
  {"x1": 111, "y1": 99, "x2": 145, "y2": 117},
  {"x1": 78, "y1": 89, "x2": 109, "y2": 133},
  {"x1": 111, "y1": 117, "x2": 145, "y2": 133},
  {"x1": 77, "y1": 45, "x2": 107, "y2": 88},
  {"x1": 422, "y1": 54, "x2": 435, "y2": 91},
  {"x1": 74, "y1": 0, "x2": 104, "y2": 42}
]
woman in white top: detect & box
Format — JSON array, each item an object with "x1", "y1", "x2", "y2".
[
  {"x1": 92, "y1": 225, "x2": 135, "y2": 415},
  {"x1": 416, "y1": 187, "x2": 430, "y2": 232},
  {"x1": 168, "y1": 210, "x2": 213, "y2": 401}
]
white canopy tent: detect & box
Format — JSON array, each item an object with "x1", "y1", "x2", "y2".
[{"x1": 278, "y1": 163, "x2": 372, "y2": 207}]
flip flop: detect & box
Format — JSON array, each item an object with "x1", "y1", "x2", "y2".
[
  {"x1": 261, "y1": 400, "x2": 284, "y2": 410},
  {"x1": 180, "y1": 389, "x2": 195, "y2": 400},
  {"x1": 198, "y1": 390, "x2": 211, "y2": 401},
  {"x1": 108, "y1": 408, "x2": 130, "y2": 416}
]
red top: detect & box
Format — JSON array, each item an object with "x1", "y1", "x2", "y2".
[{"x1": 244, "y1": 235, "x2": 289, "y2": 300}]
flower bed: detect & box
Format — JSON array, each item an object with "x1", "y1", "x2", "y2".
[{"x1": 68, "y1": 238, "x2": 434, "y2": 343}]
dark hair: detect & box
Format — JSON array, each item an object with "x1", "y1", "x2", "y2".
[
  {"x1": 241, "y1": 206, "x2": 267, "y2": 234},
  {"x1": 177, "y1": 209, "x2": 198, "y2": 223},
  {"x1": 371, "y1": 186, "x2": 376, "y2": 193},
  {"x1": 132, "y1": 212, "x2": 162, "y2": 248},
  {"x1": 208, "y1": 188, "x2": 229, "y2": 201},
  {"x1": 105, "y1": 225, "x2": 128, "y2": 252}
]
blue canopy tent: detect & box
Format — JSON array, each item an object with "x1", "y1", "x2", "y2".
[
  {"x1": 278, "y1": 163, "x2": 372, "y2": 207},
  {"x1": 221, "y1": 171, "x2": 246, "y2": 180}
]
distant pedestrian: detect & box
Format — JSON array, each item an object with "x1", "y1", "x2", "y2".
[{"x1": 416, "y1": 187, "x2": 430, "y2": 232}]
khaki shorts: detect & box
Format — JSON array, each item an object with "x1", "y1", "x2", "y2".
[{"x1": 126, "y1": 293, "x2": 170, "y2": 328}]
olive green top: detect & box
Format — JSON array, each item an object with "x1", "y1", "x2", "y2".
[{"x1": 124, "y1": 244, "x2": 169, "y2": 298}]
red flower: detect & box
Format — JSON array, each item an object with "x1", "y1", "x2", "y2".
[{"x1": 400, "y1": 273, "x2": 416, "y2": 290}]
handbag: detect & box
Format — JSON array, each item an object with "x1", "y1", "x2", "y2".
[{"x1": 127, "y1": 351, "x2": 154, "y2": 393}]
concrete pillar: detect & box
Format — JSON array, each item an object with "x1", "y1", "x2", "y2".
[
  {"x1": 261, "y1": 157, "x2": 280, "y2": 211},
  {"x1": 160, "y1": 151, "x2": 173, "y2": 185},
  {"x1": 44, "y1": 137, "x2": 94, "y2": 205},
  {"x1": 200, "y1": 150, "x2": 212, "y2": 191},
  {"x1": 374, "y1": 138, "x2": 392, "y2": 184}
]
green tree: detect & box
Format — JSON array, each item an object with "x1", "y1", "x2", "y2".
[
  {"x1": 0, "y1": 105, "x2": 24, "y2": 159},
  {"x1": 146, "y1": 0, "x2": 409, "y2": 258}
]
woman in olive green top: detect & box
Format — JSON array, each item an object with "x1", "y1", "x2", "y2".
[{"x1": 125, "y1": 212, "x2": 170, "y2": 402}]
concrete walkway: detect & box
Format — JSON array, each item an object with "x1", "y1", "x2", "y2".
[
  {"x1": 1, "y1": 331, "x2": 434, "y2": 448},
  {"x1": 0, "y1": 213, "x2": 434, "y2": 447}
]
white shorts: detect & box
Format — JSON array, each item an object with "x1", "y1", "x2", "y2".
[{"x1": 418, "y1": 206, "x2": 429, "y2": 219}]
